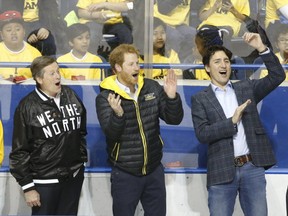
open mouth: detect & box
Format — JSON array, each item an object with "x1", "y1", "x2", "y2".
[
  {"x1": 219, "y1": 71, "x2": 227, "y2": 75},
  {"x1": 55, "y1": 82, "x2": 61, "y2": 86},
  {"x1": 132, "y1": 73, "x2": 138, "y2": 78}
]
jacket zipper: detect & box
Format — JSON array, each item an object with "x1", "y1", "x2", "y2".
[
  {"x1": 134, "y1": 101, "x2": 148, "y2": 175},
  {"x1": 112, "y1": 142, "x2": 120, "y2": 162}
]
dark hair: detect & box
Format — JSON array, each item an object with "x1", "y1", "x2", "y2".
[
  {"x1": 31, "y1": 56, "x2": 57, "y2": 81},
  {"x1": 153, "y1": 17, "x2": 167, "y2": 56},
  {"x1": 275, "y1": 24, "x2": 288, "y2": 39},
  {"x1": 66, "y1": 23, "x2": 90, "y2": 42},
  {"x1": 195, "y1": 29, "x2": 224, "y2": 57},
  {"x1": 153, "y1": 17, "x2": 166, "y2": 30},
  {"x1": 202, "y1": 45, "x2": 233, "y2": 66}
]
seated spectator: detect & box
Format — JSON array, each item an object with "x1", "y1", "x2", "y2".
[
  {"x1": 57, "y1": 23, "x2": 104, "y2": 80},
  {"x1": 0, "y1": 10, "x2": 41, "y2": 81},
  {"x1": 183, "y1": 29, "x2": 223, "y2": 80},
  {"x1": 77, "y1": 0, "x2": 133, "y2": 55},
  {"x1": 1, "y1": 0, "x2": 68, "y2": 56},
  {"x1": 266, "y1": 0, "x2": 288, "y2": 27},
  {"x1": 153, "y1": 0, "x2": 197, "y2": 62},
  {"x1": 140, "y1": 18, "x2": 182, "y2": 79},
  {"x1": 265, "y1": 0, "x2": 288, "y2": 50},
  {"x1": 260, "y1": 25, "x2": 288, "y2": 80},
  {"x1": 183, "y1": 28, "x2": 246, "y2": 80},
  {"x1": 198, "y1": 0, "x2": 250, "y2": 50},
  {"x1": 182, "y1": 39, "x2": 211, "y2": 80}
]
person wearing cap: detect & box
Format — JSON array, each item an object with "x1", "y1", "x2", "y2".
[
  {"x1": 0, "y1": 10, "x2": 41, "y2": 81},
  {"x1": 1, "y1": 0, "x2": 68, "y2": 55},
  {"x1": 57, "y1": 23, "x2": 104, "y2": 80},
  {"x1": 9, "y1": 56, "x2": 88, "y2": 215},
  {"x1": 191, "y1": 33, "x2": 285, "y2": 216}
]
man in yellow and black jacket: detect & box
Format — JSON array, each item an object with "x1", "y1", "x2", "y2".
[{"x1": 96, "y1": 44, "x2": 183, "y2": 216}]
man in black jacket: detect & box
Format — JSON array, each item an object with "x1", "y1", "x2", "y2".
[
  {"x1": 10, "y1": 56, "x2": 87, "y2": 215},
  {"x1": 96, "y1": 44, "x2": 183, "y2": 216}
]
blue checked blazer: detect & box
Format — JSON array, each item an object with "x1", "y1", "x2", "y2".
[{"x1": 191, "y1": 51, "x2": 286, "y2": 187}]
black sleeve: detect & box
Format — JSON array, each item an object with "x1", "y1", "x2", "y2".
[{"x1": 0, "y1": 0, "x2": 24, "y2": 14}]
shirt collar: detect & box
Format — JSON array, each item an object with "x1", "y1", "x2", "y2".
[
  {"x1": 35, "y1": 87, "x2": 61, "y2": 101},
  {"x1": 211, "y1": 81, "x2": 233, "y2": 92},
  {"x1": 115, "y1": 78, "x2": 138, "y2": 94}
]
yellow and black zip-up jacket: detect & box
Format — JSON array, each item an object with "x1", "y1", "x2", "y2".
[{"x1": 96, "y1": 75, "x2": 183, "y2": 176}]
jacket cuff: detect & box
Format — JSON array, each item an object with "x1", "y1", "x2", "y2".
[{"x1": 21, "y1": 182, "x2": 36, "y2": 193}]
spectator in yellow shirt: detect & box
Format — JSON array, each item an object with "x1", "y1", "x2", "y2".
[
  {"x1": 57, "y1": 23, "x2": 104, "y2": 80},
  {"x1": 0, "y1": 10, "x2": 41, "y2": 81},
  {"x1": 260, "y1": 25, "x2": 288, "y2": 81},
  {"x1": 140, "y1": 18, "x2": 182, "y2": 79}
]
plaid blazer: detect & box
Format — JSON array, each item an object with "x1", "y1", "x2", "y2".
[{"x1": 191, "y1": 51, "x2": 286, "y2": 187}]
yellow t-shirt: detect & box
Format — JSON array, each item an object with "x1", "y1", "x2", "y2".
[
  {"x1": 0, "y1": 120, "x2": 3, "y2": 166},
  {"x1": 198, "y1": 0, "x2": 250, "y2": 36},
  {"x1": 260, "y1": 52, "x2": 288, "y2": 81},
  {"x1": 193, "y1": 59, "x2": 210, "y2": 80},
  {"x1": 265, "y1": 0, "x2": 288, "y2": 28},
  {"x1": 77, "y1": 0, "x2": 124, "y2": 24},
  {"x1": 140, "y1": 49, "x2": 182, "y2": 79},
  {"x1": 0, "y1": 42, "x2": 42, "y2": 79},
  {"x1": 23, "y1": 0, "x2": 39, "y2": 22},
  {"x1": 154, "y1": 0, "x2": 192, "y2": 26},
  {"x1": 57, "y1": 51, "x2": 103, "y2": 80}
]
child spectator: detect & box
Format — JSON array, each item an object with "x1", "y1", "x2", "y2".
[
  {"x1": 153, "y1": 0, "x2": 197, "y2": 62},
  {"x1": 1, "y1": 0, "x2": 68, "y2": 56},
  {"x1": 260, "y1": 25, "x2": 288, "y2": 80},
  {"x1": 57, "y1": 23, "x2": 104, "y2": 80},
  {"x1": 0, "y1": 10, "x2": 41, "y2": 81},
  {"x1": 140, "y1": 18, "x2": 182, "y2": 79}
]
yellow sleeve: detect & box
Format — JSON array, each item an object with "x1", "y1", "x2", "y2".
[
  {"x1": 199, "y1": 0, "x2": 214, "y2": 13},
  {"x1": 259, "y1": 69, "x2": 268, "y2": 79},
  {"x1": 77, "y1": 0, "x2": 93, "y2": 9},
  {"x1": 0, "y1": 120, "x2": 4, "y2": 166}
]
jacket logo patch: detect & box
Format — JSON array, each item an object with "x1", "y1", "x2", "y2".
[{"x1": 144, "y1": 93, "x2": 156, "y2": 101}]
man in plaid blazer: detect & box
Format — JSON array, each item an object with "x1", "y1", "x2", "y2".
[{"x1": 191, "y1": 32, "x2": 285, "y2": 216}]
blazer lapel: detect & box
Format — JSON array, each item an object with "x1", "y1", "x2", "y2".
[
  {"x1": 204, "y1": 85, "x2": 227, "y2": 120},
  {"x1": 232, "y1": 82, "x2": 244, "y2": 106}
]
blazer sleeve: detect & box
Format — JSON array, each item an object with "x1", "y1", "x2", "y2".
[
  {"x1": 191, "y1": 94, "x2": 237, "y2": 144},
  {"x1": 252, "y1": 51, "x2": 286, "y2": 103}
]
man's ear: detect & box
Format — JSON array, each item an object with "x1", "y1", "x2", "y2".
[
  {"x1": 35, "y1": 76, "x2": 43, "y2": 85},
  {"x1": 115, "y1": 63, "x2": 122, "y2": 73},
  {"x1": 205, "y1": 65, "x2": 210, "y2": 73}
]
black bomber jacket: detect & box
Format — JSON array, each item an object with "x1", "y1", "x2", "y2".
[{"x1": 10, "y1": 86, "x2": 87, "y2": 192}]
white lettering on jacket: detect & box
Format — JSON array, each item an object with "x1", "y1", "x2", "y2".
[{"x1": 36, "y1": 103, "x2": 82, "y2": 138}]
